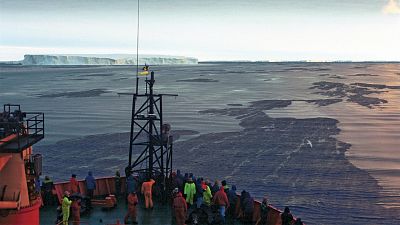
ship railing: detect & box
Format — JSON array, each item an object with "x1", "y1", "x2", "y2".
[
  {"x1": 52, "y1": 176, "x2": 126, "y2": 204},
  {"x1": 50, "y1": 176, "x2": 304, "y2": 225},
  {"x1": 56, "y1": 220, "x2": 125, "y2": 225},
  {"x1": 56, "y1": 220, "x2": 90, "y2": 225},
  {"x1": 0, "y1": 112, "x2": 44, "y2": 151},
  {"x1": 25, "y1": 112, "x2": 45, "y2": 137}
]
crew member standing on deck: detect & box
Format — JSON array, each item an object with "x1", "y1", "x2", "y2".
[
  {"x1": 213, "y1": 186, "x2": 230, "y2": 224},
  {"x1": 85, "y1": 171, "x2": 96, "y2": 199},
  {"x1": 202, "y1": 181, "x2": 212, "y2": 207},
  {"x1": 173, "y1": 192, "x2": 187, "y2": 225},
  {"x1": 62, "y1": 191, "x2": 72, "y2": 225},
  {"x1": 115, "y1": 171, "x2": 121, "y2": 197},
  {"x1": 184, "y1": 177, "x2": 196, "y2": 207},
  {"x1": 42, "y1": 176, "x2": 55, "y2": 205},
  {"x1": 71, "y1": 198, "x2": 81, "y2": 225},
  {"x1": 281, "y1": 207, "x2": 294, "y2": 225},
  {"x1": 255, "y1": 196, "x2": 270, "y2": 225},
  {"x1": 126, "y1": 172, "x2": 138, "y2": 202},
  {"x1": 195, "y1": 178, "x2": 204, "y2": 208},
  {"x1": 141, "y1": 178, "x2": 155, "y2": 209},
  {"x1": 124, "y1": 191, "x2": 139, "y2": 224},
  {"x1": 227, "y1": 185, "x2": 238, "y2": 218},
  {"x1": 70, "y1": 174, "x2": 79, "y2": 194}
]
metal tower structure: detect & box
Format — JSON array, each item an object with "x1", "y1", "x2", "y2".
[{"x1": 126, "y1": 71, "x2": 176, "y2": 199}]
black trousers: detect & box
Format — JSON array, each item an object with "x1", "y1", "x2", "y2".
[{"x1": 87, "y1": 189, "x2": 94, "y2": 199}]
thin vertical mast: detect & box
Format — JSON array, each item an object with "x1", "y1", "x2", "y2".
[
  {"x1": 129, "y1": 0, "x2": 140, "y2": 167},
  {"x1": 135, "y1": 0, "x2": 140, "y2": 95}
]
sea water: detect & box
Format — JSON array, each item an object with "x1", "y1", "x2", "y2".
[{"x1": 0, "y1": 63, "x2": 399, "y2": 224}]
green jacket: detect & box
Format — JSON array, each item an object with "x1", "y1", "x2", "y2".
[
  {"x1": 203, "y1": 186, "x2": 212, "y2": 206},
  {"x1": 62, "y1": 196, "x2": 72, "y2": 212},
  {"x1": 184, "y1": 182, "x2": 196, "y2": 204}
]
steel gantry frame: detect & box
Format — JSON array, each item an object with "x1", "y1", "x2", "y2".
[{"x1": 127, "y1": 71, "x2": 176, "y2": 200}]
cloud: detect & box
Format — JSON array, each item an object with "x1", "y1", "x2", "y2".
[{"x1": 383, "y1": 0, "x2": 400, "y2": 14}]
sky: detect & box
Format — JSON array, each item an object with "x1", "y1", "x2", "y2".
[{"x1": 1, "y1": 0, "x2": 400, "y2": 61}]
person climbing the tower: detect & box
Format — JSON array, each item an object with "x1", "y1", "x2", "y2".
[{"x1": 138, "y1": 64, "x2": 150, "y2": 75}]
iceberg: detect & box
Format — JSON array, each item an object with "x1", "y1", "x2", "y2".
[{"x1": 16, "y1": 54, "x2": 198, "y2": 65}]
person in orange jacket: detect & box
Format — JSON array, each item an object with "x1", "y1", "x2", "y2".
[
  {"x1": 173, "y1": 192, "x2": 187, "y2": 225},
  {"x1": 69, "y1": 174, "x2": 79, "y2": 194},
  {"x1": 141, "y1": 178, "x2": 155, "y2": 209},
  {"x1": 124, "y1": 191, "x2": 139, "y2": 224},
  {"x1": 71, "y1": 198, "x2": 81, "y2": 225}
]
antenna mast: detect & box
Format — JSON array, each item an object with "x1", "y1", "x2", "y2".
[
  {"x1": 127, "y1": 0, "x2": 177, "y2": 203},
  {"x1": 135, "y1": 0, "x2": 140, "y2": 95}
]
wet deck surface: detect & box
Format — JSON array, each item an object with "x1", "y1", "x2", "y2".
[{"x1": 40, "y1": 197, "x2": 244, "y2": 225}]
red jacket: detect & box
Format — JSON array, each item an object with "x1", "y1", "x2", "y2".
[
  {"x1": 70, "y1": 177, "x2": 79, "y2": 193},
  {"x1": 127, "y1": 194, "x2": 139, "y2": 210},
  {"x1": 173, "y1": 193, "x2": 187, "y2": 211},
  {"x1": 213, "y1": 187, "x2": 229, "y2": 207}
]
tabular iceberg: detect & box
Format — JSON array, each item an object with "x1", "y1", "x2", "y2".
[{"x1": 19, "y1": 54, "x2": 198, "y2": 65}]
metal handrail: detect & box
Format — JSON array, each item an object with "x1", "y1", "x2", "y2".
[{"x1": 0, "y1": 111, "x2": 44, "y2": 150}]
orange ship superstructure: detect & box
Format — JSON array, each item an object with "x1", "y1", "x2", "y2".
[{"x1": 0, "y1": 104, "x2": 44, "y2": 225}]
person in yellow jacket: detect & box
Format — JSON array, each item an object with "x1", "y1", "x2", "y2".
[
  {"x1": 202, "y1": 181, "x2": 212, "y2": 206},
  {"x1": 184, "y1": 177, "x2": 196, "y2": 206},
  {"x1": 62, "y1": 191, "x2": 72, "y2": 225}
]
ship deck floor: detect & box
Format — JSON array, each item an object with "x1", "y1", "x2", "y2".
[{"x1": 40, "y1": 197, "x2": 244, "y2": 225}]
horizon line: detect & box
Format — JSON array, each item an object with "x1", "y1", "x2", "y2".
[{"x1": 1, "y1": 54, "x2": 400, "y2": 64}]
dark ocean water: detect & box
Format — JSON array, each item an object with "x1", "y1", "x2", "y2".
[{"x1": 0, "y1": 63, "x2": 399, "y2": 224}]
